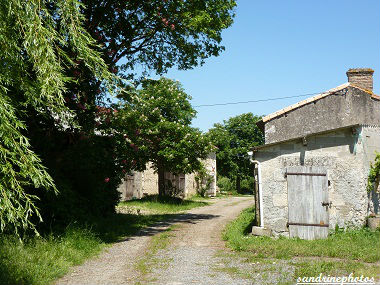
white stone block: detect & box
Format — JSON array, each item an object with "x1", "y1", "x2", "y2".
[{"x1": 272, "y1": 194, "x2": 288, "y2": 207}]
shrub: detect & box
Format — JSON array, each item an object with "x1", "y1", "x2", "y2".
[
  {"x1": 217, "y1": 176, "x2": 234, "y2": 193},
  {"x1": 367, "y1": 152, "x2": 380, "y2": 193},
  {"x1": 240, "y1": 177, "x2": 255, "y2": 194},
  {"x1": 28, "y1": 131, "x2": 123, "y2": 230},
  {"x1": 195, "y1": 165, "x2": 214, "y2": 197}
]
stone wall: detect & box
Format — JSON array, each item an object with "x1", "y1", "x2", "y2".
[
  {"x1": 117, "y1": 153, "x2": 217, "y2": 200},
  {"x1": 141, "y1": 162, "x2": 159, "y2": 196},
  {"x1": 117, "y1": 172, "x2": 143, "y2": 201},
  {"x1": 362, "y1": 126, "x2": 380, "y2": 167},
  {"x1": 263, "y1": 86, "x2": 380, "y2": 144},
  {"x1": 202, "y1": 152, "x2": 217, "y2": 196},
  {"x1": 185, "y1": 172, "x2": 197, "y2": 197},
  {"x1": 254, "y1": 126, "x2": 379, "y2": 236}
]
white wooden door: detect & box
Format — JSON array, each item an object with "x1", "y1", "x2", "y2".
[{"x1": 287, "y1": 166, "x2": 329, "y2": 240}]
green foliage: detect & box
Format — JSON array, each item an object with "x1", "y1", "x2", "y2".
[
  {"x1": 217, "y1": 176, "x2": 234, "y2": 193},
  {"x1": 207, "y1": 113, "x2": 263, "y2": 192},
  {"x1": 240, "y1": 177, "x2": 255, "y2": 194},
  {"x1": 80, "y1": 0, "x2": 236, "y2": 78},
  {"x1": 116, "y1": 78, "x2": 212, "y2": 195},
  {"x1": 367, "y1": 152, "x2": 380, "y2": 193},
  {"x1": 1, "y1": 0, "x2": 236, "y2": 236},
  {"x1": 28, "y1": 133, "x2": 124, "y2": 228},
  {"x1": 0, "y1": 0, "x2": 114, "y2": 234},
  {"x1": 0, "y1": 95, "x2": 56, "y2": 235},
  {"x1": 195, "y1": 164, "x2": 214, "y2": 197}
]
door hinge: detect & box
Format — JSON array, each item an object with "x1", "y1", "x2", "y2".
[{"x1": 287, "y1": 222, "x2": 329, "y2": 228}]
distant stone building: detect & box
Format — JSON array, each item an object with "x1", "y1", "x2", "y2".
[
  {"x1": 118, "y1": 153, "x2": 217, "y2": 200},
  {"x1": 251, "y1": 68, "x2": 380, "y2": 239}
]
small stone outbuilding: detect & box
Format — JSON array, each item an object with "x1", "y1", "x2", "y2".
[
  {"x1": 118, "y1": 153, "x2": 217, "y2": 200},
  {"x1": 251, "y1": 68, "x2": 380, "y2": 239}
]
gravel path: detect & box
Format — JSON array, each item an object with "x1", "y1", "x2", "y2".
[{"x1": 56, "y1": 196, "x2": 253, "y2": 285}]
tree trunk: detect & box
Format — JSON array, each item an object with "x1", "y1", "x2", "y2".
[
  {"x1": 158, "y1": 162, "x2": 166, "y2": 196},
  {"x1": 236, "y1": 175, "x2": 241, "y2": 193}
]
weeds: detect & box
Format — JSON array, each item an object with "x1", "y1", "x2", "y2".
[
  {"x1": 221, "y1": 207, "x2": 380, "y2": 283},
  {"x1": 135, "y1": 225, "x2": 178, "y2": 282},
  {"x1": 0, "y1": 227, "x2": 103, "y2": 285},
  {"x1": 0, "y1": 196, "x2": 205, "y2": 285},
  {"x1": 118, "y1": 195, "x2": 208, "y2": 214},
  {"x1": 223, "y1": 207, "x2": 380, "y2": 262}
]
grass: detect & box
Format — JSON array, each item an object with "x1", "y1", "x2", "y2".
[
  {"x1": 221, "y1": 207, "x2": 380, "y2": 283},
  {"x1": 0, "y1": 227, "x2": 104, "y2": 285},
  {"x1": 118, "y1": 194, "x2": 209, "y2": 214},
  {"x1": 223, "y1": 207, "x2": 380, "y2": 262},
  {"x1": 0, "y1": 195, "x2": 206, "y2": 285},
  {"x1": 135, "y1": 225, "x2": 178, "y2": 283}
]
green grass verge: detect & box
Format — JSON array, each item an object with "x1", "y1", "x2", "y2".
[
  {"x1": 221, "y1": 207, "x2": 380, "y2": 282},
  {"x1": 118, "y1": 194, "x2": 208, "y2": 214},
  {"x1": 0, "y1": 196, "x2": 206, "y2": 285},
  {"x1": 0, "y1": 227, "x2": 103, "y2": 285},
  {"x1": 223, "y1": 207, "x2": 380, "y2": 262}
]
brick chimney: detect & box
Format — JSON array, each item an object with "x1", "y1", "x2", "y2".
[{"x1": 346, "y1": 68, "x2": 374, "y2": 91}]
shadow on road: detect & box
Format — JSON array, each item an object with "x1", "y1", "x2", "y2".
[
  {"x1": 138, "y1": 213, "x2": 219, "y2": 236},
  {"x1": 112, "y1": 212, "x2": 220, "y2": 243}
]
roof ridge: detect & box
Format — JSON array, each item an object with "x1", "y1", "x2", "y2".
[{"x1": 262, "y1": 83, "x2": 350, "y2": 123}]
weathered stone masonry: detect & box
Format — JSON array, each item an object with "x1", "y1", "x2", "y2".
[
  {"x1": 255, "y1": 126, "x2": 379, "y2": 236},
  {"x1": 253, "y1": 68, "x2": 380, "y2": 238},
  {"x1": 117, "y1": 153, "x2": 217, "y2": 200}
]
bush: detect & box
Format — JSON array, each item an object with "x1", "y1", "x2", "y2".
[
  {"x1": 240, "y1": 177, "x2": 255, "y2": 194},
  {"x1": 28, "y1": 130, "x2": 123, "y2": 231},
  {"x1": 217, "y1": 176, "x2": 254, "y2": 194},
  {"x1": 217, "y1": 176, "x2": 234, "y2": 193},
  {"x1": 195, "y1": 165, "x2": 214, "y2": 197},
  {"x1": 367, "y1": 152, "x2": 380, "y2": 193}
]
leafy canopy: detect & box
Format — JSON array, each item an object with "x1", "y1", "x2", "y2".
[
  {"x1": 81, "y1": 0, "x2": 237, "y2": 78},
  {"x1": 207, "y1": 113, "x2": 264, "y2": 181},
  {"x1": 0, "y1": 0, "x2": 115, "y2": 234},
  {"x1": 116, "y1": 78, "x2": 211, "y2": 175}
]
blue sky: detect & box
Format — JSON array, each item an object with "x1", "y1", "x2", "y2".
[{"x1": 162, "y1": 1, "x2": 379, "y2": 132}]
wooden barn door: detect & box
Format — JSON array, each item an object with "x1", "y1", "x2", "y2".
[
  {"x1": 125, "y1": 174, "x2": 135, "y2": 200},
  {"x1": 286, "y1": 166, "x2": 329, "y2": 240}
]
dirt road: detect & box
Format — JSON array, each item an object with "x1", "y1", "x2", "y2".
[{"x1": 56, "y1": 196, "x2": 253, "y2": 285}]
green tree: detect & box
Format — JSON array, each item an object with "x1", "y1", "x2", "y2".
[
  {"x1": 1, "y1": 0, "x2": 236, "y2": 231},
  {"x1": 0, "y1": 0, "x2": 114, "y2": 234},
  {"x1": 81, "y1": 0, "x2": 236, "y2": 78},
  {"x1": 53, "y1": 0, "x2": 237, "y2": 135},
  {"x1": 53, "y1": 0, "x2": 237, "y2": 131},
  {"x1": 207, "y1": 113, "x2": 264, "y2": 193},
  {"x1": 116, "y1": 78, "x2": 211, "y2": 196}
]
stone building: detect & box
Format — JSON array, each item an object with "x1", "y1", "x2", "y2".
[
  {"x1": 251, "y1": 68, "x2": 380, "y2": 239},
  {"x1": 118, "y1": 153, "x2": 217, "y2": 200}
]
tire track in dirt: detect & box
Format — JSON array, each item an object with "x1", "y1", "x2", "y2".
[{"x1": 56, "y1": 197, "x2": 253, "y2": 285}]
